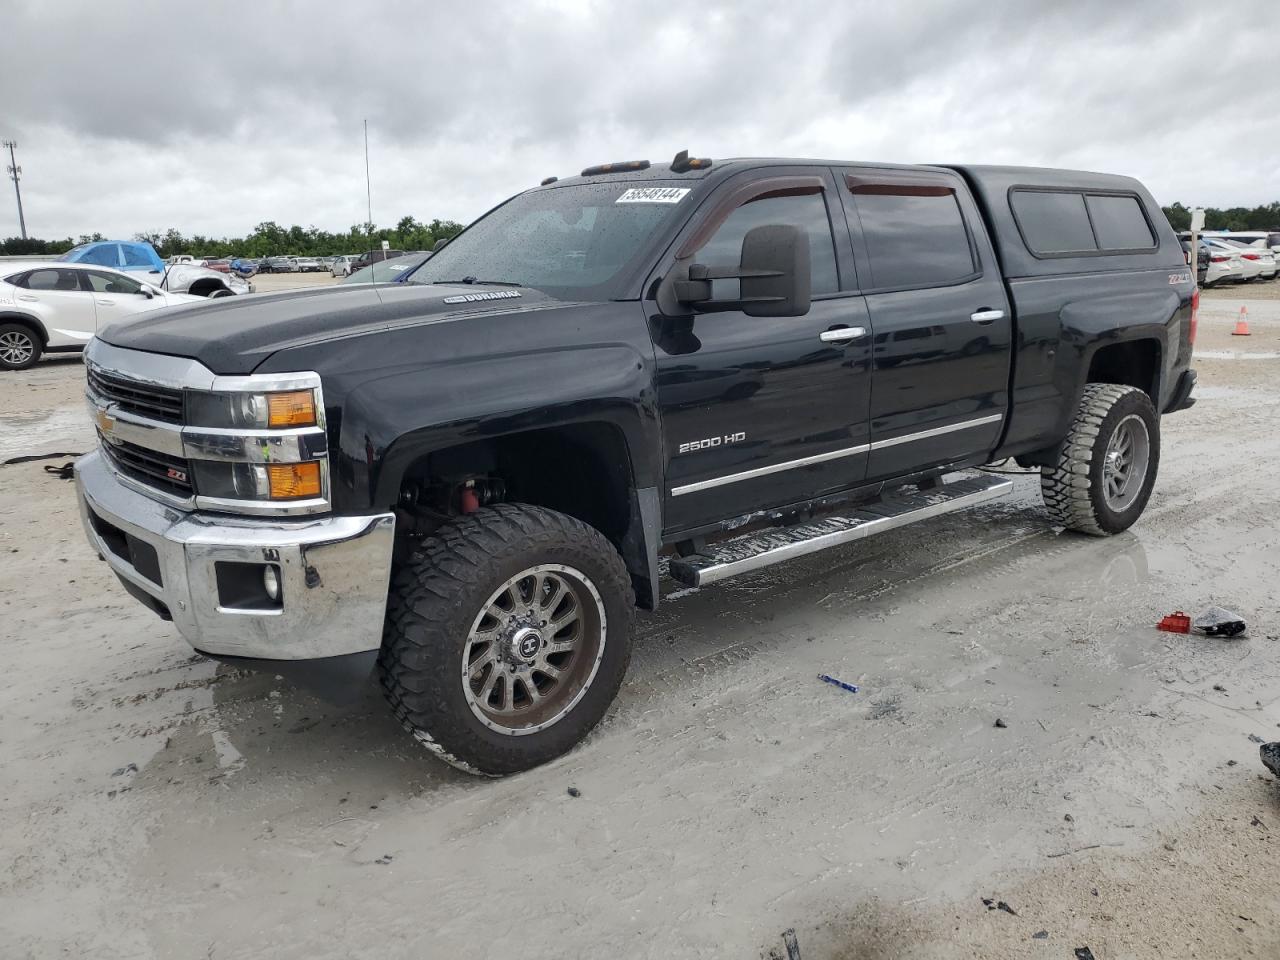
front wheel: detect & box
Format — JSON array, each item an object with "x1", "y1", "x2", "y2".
[
  {"x1": 207, "y1": 288, "x2": 234, "y2": 299},
  {"x1": 1041, "y1": 383, "x2": 1160, "y2": 536},
  {"x1": 379, "y1": 504, "x2": 635, "y2": 776},
  {"x1": 0, "y1": 324, "x2": 42, "y2": 371}
]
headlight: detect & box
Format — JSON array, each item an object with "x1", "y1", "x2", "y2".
[
  {"x1": 186, "y1": 389, "x2": 317, "y2": 429},
  {"x1": 181, "y1": 373, "x2": 328, "y2": 515},
  {"x1": 193, "y1": 461, "x2": 324, "y2": 501}
]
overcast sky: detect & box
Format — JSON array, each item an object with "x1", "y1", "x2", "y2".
[{"x1": 2, "y1": 0, "x2": 1277, "y2": 241}]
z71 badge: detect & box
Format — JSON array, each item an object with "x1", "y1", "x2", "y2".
[{"x1": 679, "y1": 432, "x2": 746, "y2": 454}]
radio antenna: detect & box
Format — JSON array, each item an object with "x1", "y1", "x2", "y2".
[{"x1": 363, "y1": 119, "x2": 373, "y2": 248}]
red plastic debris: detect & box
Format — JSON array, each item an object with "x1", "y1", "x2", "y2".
[
  {"x1": 460, "y1": 486, "x2": 480, "y2": 514},
  {"x1": 1157, "y1": 611, "x2": 1191, "y2": 634}
]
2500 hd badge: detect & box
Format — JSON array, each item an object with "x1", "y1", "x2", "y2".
[{"x1": 679, "y1": 432, "x2": 747, "y2": 454}]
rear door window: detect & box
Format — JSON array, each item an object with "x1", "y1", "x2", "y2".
[
  {"x1": 1085, "y1": 194, "x2": 1155, "y2": 250},
  {"x1": 121, "y1": 245, "x2": 155, "y2": 268},
  {"x1": 23, "y1": 268, "x2": 84, "y2": 291},
  {"x1": 850, "y1": 187, "x2": 977, "y2": 289},
  {"x1": 1011, "y1": 191, "x2": 1097, "y2": 254}
]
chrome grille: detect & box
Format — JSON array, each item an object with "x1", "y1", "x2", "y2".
[
  {"x1": 99, "y1": 433, "x2": 194, "y2": 498},
  {"x1": 87, "y1": 367, "x2": 184, "y2": 424}
]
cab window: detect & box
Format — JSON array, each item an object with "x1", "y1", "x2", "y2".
[{"x1": 697, "y1": 192, "x2": 839, "y2": 297}]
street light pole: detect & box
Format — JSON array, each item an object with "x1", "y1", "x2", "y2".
[{"x1": 3, "y1": 141, "x2": 28, "y2": 240}]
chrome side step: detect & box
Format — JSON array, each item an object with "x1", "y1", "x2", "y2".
[{"x1": 667, "y1": 474, "x2": 1014, "y2": 588}]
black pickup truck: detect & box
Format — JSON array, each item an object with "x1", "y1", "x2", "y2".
[{"x1": 76, "y1": 152, "x2": 1197, "y2": 775}]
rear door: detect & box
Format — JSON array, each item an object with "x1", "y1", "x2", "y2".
[
  {"x1": 835, "y1": 169, "x2": 1011, "y2": 480},
  {"x1": 17, "y1": 268, "x2": 98, "y2": 344}
]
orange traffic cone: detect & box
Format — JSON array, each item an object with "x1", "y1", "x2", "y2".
[{"x1": 1232, "y1": 306, "x2": 1251, "y2": 336}]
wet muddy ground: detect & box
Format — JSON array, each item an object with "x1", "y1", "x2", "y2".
[{"x1": 1, "y1": 292, "x2": 1278, "y2": 959}]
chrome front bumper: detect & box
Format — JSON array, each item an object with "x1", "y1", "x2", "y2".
[{"x1": 76, "y1": 450, "x2": 395, "y2": 661}]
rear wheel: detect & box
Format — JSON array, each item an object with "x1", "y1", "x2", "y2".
[
  {"x1": 379, "y1": 504, "x2": 635, "y2": 776},
  {"x1": 1041, "y1": 383, "x2": 1159, "y2": 536},
  {"x1": 0, "y1": 323, "x2": 41, "y2": 371}
]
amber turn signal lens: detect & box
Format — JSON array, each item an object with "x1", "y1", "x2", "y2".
[
  {"x1": 267, "y1": 390, "x2": 317, "y2": 428},
  {"x1": 266, "y1": 462, "x2": 322, "y2": 499}
]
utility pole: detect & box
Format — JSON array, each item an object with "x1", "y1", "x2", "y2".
[{"x1": 3, "y1": 141, "x2": 27, "y2": 240}]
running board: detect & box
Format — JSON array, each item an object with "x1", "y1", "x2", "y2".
[{"x1": 667, "y1": 474, "x2": 1014, "y2": 588}]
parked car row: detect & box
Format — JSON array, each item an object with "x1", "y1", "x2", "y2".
[
  {"x1": 156, "y1": 252, "x2": 433, "y2": 277},
  {"x1": 339, "y1": 251, "x2": 431, "y2": 284},
  {"x1": 1180, "y1": 230, "x2": 1280, "y2": 286},
  {"x1": 258, "y1": 255, "x2": 330, "y2": 274}
]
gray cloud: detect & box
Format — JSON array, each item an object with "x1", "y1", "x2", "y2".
[{"x1": 1, "y1": 0, "x2": 1277, "y2": 240}]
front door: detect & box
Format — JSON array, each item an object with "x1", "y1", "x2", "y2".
[
  {"x1": 80, "y1": 269, "x2": 152, "y2": 331},
  {"x1": 653, "y1": 172, "x2": 873, "y2": 534},
  {"x1": 835, "y1": 168, "x2": 1012, "y2": 480}
]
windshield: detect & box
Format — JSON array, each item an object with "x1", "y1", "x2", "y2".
[{"x1": 403, "y1": 181, "x2": 695, "y2": 301}]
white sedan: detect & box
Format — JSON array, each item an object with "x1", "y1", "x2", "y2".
[
  {"x1": 1204, "y1": 238, "x2": 1267, "y2": 282},
  {"x1": 1217, "y1": 238, "x2": 1278, "y2": 280},
  {"x1": 0, "y1": 261, "x2": 201, "y2": 370}
]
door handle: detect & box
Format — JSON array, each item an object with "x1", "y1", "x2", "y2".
[
  {"x1": 820, "y1": 326, "x2": 867, "y2": 343},
  {"x1": 17, "y1": 294, "x2": 37, "y2": 302},
  {"x1": 970, "y1": 309, "x2": 1004, "y2": 324},
  {"x1": 96, "y1": 299, "x2": 115, "y2": 305}
]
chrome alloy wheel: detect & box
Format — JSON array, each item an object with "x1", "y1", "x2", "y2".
[
  {"x1": 461, "y1": 564, "x2": 607, "y2": 736},
  {"x1": 1101, "y1": 413, "x2": 1150, "y2": 512},
  {"x1": 0, "y1": 329, "x2": 35, "y2": 366}
]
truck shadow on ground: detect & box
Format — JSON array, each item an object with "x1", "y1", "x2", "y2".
[{"x1": 174, "y1": 496, "x2": 1152, "y2": 802}]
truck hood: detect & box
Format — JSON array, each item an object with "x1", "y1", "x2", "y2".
[{"x1": 96, "y1": 282, "x2": 560, "y2": 374}]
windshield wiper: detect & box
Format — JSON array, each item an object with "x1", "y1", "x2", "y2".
[{"x1": 431, "y1": 277, "x2": 523, "y2": 287}]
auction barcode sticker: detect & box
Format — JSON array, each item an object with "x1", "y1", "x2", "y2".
[{"x1": 616, "y1": 187, "x2": 691, "y2": 204}]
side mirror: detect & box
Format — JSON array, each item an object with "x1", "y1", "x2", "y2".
[
  {"x1": 674, "y1": 224, "x2": 811, "y2": 317},
  {"x1": 139, "y1": 286, "x2": 155, "y2": 298},
  {"x1": 432, "y1": 237, "x2": 450, "y2": 253}
]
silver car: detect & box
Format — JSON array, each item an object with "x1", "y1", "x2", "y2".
[{"x1": 330, "y1": 255, "x2": 360, "y2": 277}]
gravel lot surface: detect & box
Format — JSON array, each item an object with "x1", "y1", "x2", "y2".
[{"x1": 1, "y1": 292, "x2": 1278, "y2": 959}]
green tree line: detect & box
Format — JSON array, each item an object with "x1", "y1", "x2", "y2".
[
  {"x1": 0, "y1": 215, "x2": 464, "y2": 258},
  {"x1": 1160, "y1": 202, "x2": 1280, "y2": 232},
  {"x1": 6, "y1": 203, "x2": 1277, "y2": 258}
]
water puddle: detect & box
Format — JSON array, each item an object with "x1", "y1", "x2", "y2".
[
  {"x1": 0, "y1": 406, "x2": 93, "y2": 458},
  {"x1": 1194, "y1": 350, "x2": 1280, "y2": 360}
]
